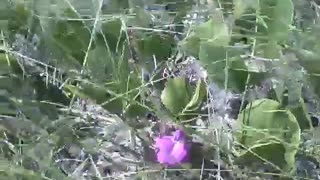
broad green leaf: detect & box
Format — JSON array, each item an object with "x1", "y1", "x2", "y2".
[
  {"x1": 236, "y1": 142, "x2": 288, "y2": 172},
  {"x1": 129, "y1": 8, "x2": 153, "y2": 28},
  {"x1": 0, "y1": 116, "x2": 44, "y2": 140},
  {"x1": 66, "y1": 73, "x2": 147, "y2": 119},
  {"x1": 244, "y1": 0, "x2": 294, "y2": 59},
  {"x1": 100, "y1": 18, "x2": 125, "y2": 53},
  {"x1": 0, "y1": 54, "x2": 18, "y2": 74},
  {"x1": 68, "y1": 0, "x2": 99, "y2": 16},
  {"x1": 0, "y1": 161, "x2": 44, "y2": 180},
  {"x1": 52, "y1": 19, "x2": 91, "y2": 63},
  {"x1": 65, "y1": 82, "x2": 123, "y2": 115},
  {"x1": 287, "y1": 48, "x2": 320, "y2": 96},
  {"x1": 198, "y1": 41, "x2": 249, "y2": 92},
  {"x1": 261, "y1": 40, "x2": 281, "y2": 59},
  {"x1": 101, "y1": 0, "x2": 129, "y2": 13},
  {"x1": 136, "y1": 33, "x2": 175, "y2": 62},
  {"x1": 195, "y1": 19, "x2": 231, "y2": 46},
  {"x1": 291, "y1": 48, "x2": 320, "y2": 74},
  {"x1": 233, "y1": 0, "x2": 259, "y2": 19},
  {"x1": 180, "y1": 17, "x2": 231, "y2": 57},
  {"x1": 86, "y1": 43, "x2": 113, "y2": 82},
  {"x1": 161, "y1": 77, "x2": 191, "y2": 116},
  {"x1": 271, "y1": 53, "x2": 312, "y2": 130},
  {"x1": 236, "y1": 99, "x2": 300, "y2": 172},
  {"x1": 179, "y1": 35, "x2": 201, "y2": 57},
  {"x1": 5, "y1": 3, "x2": 30, "y2": 37},
  {"x1": 25, "y1": 139, "x2": 53, "y2": 170},
  {"x1": 233, "y1": 0, "x2": 246, "y2": 19},
  {"x1": 198, "y1": 43, "x2": 226, "y2": 86},
  {"x1": 183, "y1": 79, "x2": 207, "y2": 113},
  {"x1": 259, "y1": 0, "x2": 294, "y2": 41},
  {"x1": 33, "y1": 0, "x2": 69, "y2": 17},
  {"x1": 288, "y1": 98, "x2": 312, "y2": 131},
  {"x1": 160, "y1": 77, "x2": 207, "y2": 120},
  {"x1": 0, "y1": 0, "x2": 12, "y2": 30}
]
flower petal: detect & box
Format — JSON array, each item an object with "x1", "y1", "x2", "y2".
[
  {"x1": 154, "y1": 130, "x2": 191, "y2": 166},
  {"x1": 156, "y1": 150, "x2": 176, "y2": 165},
  {"x1": 173, "y1": 129, "x2": 186, "y2": 141},
  {"x1": 170, "y1": 142, "x2": 190, "y2": 163},
  {"x1": 154, "y1": 136, "x2": 176, "y2": 165},
  {"x1": 155, "y1": 136, "x2": 174, "y2": 152}
]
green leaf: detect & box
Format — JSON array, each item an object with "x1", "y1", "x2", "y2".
[
  {"x1": 288, "y1": 98, "x2": 312, "y2": 131},
  {"x1": 52, "y1": 19, "x2": 91, "y2": 63},
  {"x1": 33, "y1": 0, "x2": 69, "y2": 17},
  {"x1": 102, "y1": 0, "x2": 129, "y2": 13},
  {"x1": 233, "y1": 0, "x2": 259, "y2": 19},
  {"x1": 66, "y1": 82, "x2": 123, "y2": 115},
  {"x1": 236, "y1": 99, "x2": 300, "y2": 172},
  {"x1": 198, "y1": 42, "x2": 249, "y2": 92},
  {"x1": 179, "y1": 35, "x2": 201, "y2": 57},
  {"x1": 261, "y1": 40, "x2": 281, "y2": 59},
  {"x1": 161, "y1": 77, "x2": 191, "y2": 116},
  {"x1": 287, "y1": 48, "x2": 320, "y2": 96},
  {"x1": 0, "y1": 0, "x2": 12, "y2": 30},
  {"x1": 129, "y1": 8, "x2": 153, "y2": 28},
  {"x1": 180, "y1": 17, "x2": 231, "y2": 57},
  {"x1": 259, "y1": 0, "x2": 294, "y2": 41},
  {"x1": 241, "y1": 0, "x2": 294, "y2": 59},
  {"x1": 0, "y1": 54, "x2": 18, "y2": 74},
  {"x1": 194, "y1": 19, "x2": 231, "y2": 46},
  {"x1": 0, "y1": 116, "x2": 44, "y2": 140},
  {"x1": 236, "y1": 142, "x2": 288, "y2": 172},
  {"x1": 86, "y1": 42, "x2": 113, "y2": 82},
  {"x1": 292, "y1": 48, "x2": 320, "y2": 74},
  {"x1": 100, "y1": 18, "x2": 125, "y2": 53},
  {"x1": 136, "y1": 33, "x2": 175, "y2": 62},
  {"x1": 233, "y1": 0, "x2": 246, "y2": 19},
  {"x1": 160, "y1": 77, "x2": 207, "y2": 121},
  {"x1": 183, "y1": 79, "x2": 207, "y2": 113}
]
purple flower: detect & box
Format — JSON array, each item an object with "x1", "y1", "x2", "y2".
[{"x1": 154, "y1": 129, "x2": 191, "y2": 166}]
